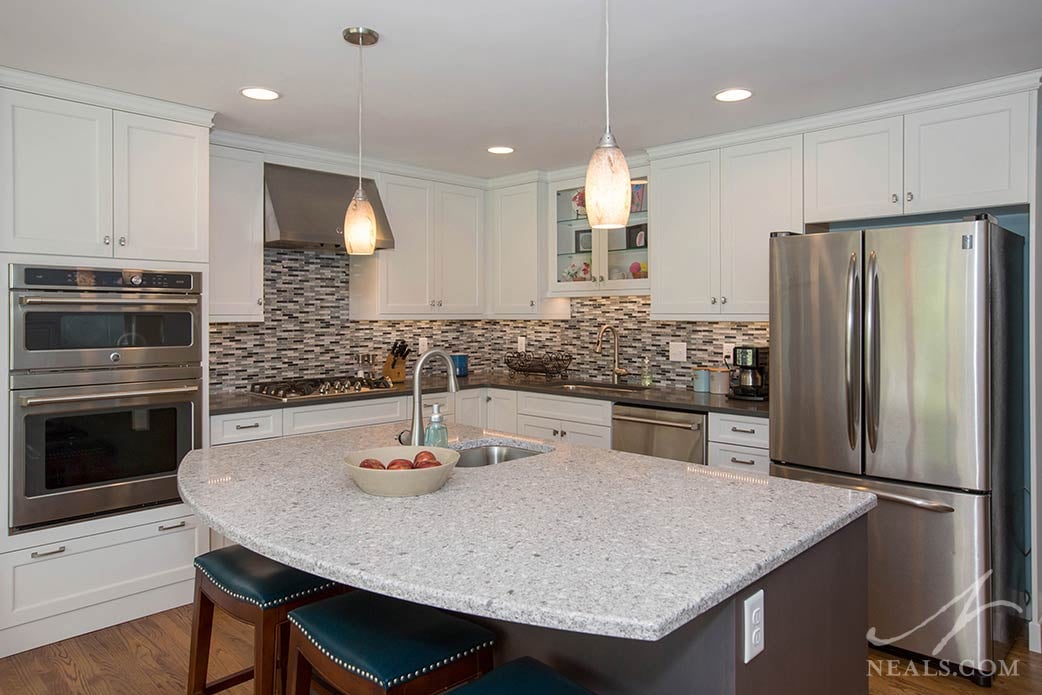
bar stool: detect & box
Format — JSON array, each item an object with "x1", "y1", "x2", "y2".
[
  {"x1": 187, "y1": 545, "x2": 344, "y2": 695},
  {"x1": 285, "y1": 591, "x2": 495, "y2": 695},
  {"x1": 451, "y1": 657, "x2": 595, "y2": 694}
]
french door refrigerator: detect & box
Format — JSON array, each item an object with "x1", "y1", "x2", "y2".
[{"x1": 768, "y1": 217, "x2": 1026, "y2": 682}]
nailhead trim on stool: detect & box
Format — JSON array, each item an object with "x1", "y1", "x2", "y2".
[
  {"x1": 193, "y1": 561, "x2": 337, "y2": 609},
  {"x1": 287, "y1": 614, "x2": 494, "y2": 688}
]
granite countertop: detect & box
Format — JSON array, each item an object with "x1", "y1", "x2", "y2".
[
  {"x1": 178, "y1": 422, "x2": 874, "y2": 641},
  {"x1": 209, "y1": 372, "x2": 770, "y2": 418}
]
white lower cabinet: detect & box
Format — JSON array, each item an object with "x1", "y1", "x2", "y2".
[
  {"x1": 516, "y1": 413, "x2": 561, "y2": 440},
  {"x1": 485, "y1": 388, "x2": 519, "y2": 433},
  {"x1": 455, "y1": 389, "x2": 487, "y2": 428},
  {"x1": 515, "y1": 392, "x2": 612, "y2": 449},
  {"x1": 210, "y1": 408, "x2": 283, "y2": 445},
  {"x1": 707, "y1": 413, "x2": 770, "y2": 475},
  {"x1": 516, "y1": 414, "x2": 612, "y2": 448},
  {"x1": 0, "y1": 515, "x2": 205, "y2": 630}
]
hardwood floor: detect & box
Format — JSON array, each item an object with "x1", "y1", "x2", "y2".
[{"x1": 0, "y1": 606, "x2": 1039, "y2": 693}]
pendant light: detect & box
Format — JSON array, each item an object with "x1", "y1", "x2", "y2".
[
  {"x1": 342, "y1": 27, "x2": 379, "y2": 255},
  {"x1": 584, "y1": 0, "x2": 630, "y2": 230}
]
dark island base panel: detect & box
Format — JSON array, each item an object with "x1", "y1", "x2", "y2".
[{"x1": 466, "y1": 518, "x2": 868, "y2": 695}]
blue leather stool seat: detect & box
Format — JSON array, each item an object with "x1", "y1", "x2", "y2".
[
  {"x1": 453, "y1": 657, "x2": 594, "y2": 694},
  {"x1": 287, "y1": 591, "x2": 495, "y2": 690},
  {"x1": 193, "y1": 546, "x2": 337, "y2": 610}
]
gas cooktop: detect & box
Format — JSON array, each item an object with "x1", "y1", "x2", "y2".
[{"x1": 250, "y1": 375, "x2": 394, "y2": 401}]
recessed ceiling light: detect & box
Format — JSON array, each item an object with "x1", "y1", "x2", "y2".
[
  {"x1": 487, "y1": 146, "x2": 514, "y2": 155},
  {"x1": 240, "y1": 87, "x2": 281, "y2": 101},
  {"x1": 715, "y1": 88, "x2": 752, "y2": 103}
]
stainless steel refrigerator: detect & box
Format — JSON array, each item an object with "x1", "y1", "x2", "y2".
[{"x1": 769, "y1": 217, "x2": 1026, "y2": 682}]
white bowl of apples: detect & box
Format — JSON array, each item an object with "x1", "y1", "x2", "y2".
[{"x1": 345, "y1": 446, "x2": 461, "y2": 497}]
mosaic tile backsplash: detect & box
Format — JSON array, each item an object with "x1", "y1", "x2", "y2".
[{"x1": 209, "y1": 249, "x2": 769, "y2": 391}]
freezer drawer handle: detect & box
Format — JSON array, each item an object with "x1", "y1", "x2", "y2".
[
  {"x1": 730, "y1": 426, "x2": 756, "y2": 434},
  {"x1": 613, "y1": 414, "x2": 702, "y2": 431},
  {"x1": 20, "y1": 385, "x2": 199, "y2": 407},
  {"x1": 823, "y1": 481, "x2": 955, "y2": 513},
  {"x1": 729, "y1": 457, "x2": 757, "y2": 466},
  {"x1": 19, "y1": 296, "x2": 199, "y2": 306}
]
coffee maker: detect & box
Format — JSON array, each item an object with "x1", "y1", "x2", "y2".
[{"x1": 728, "y1": 346, "x2": 769, "y2": 401}]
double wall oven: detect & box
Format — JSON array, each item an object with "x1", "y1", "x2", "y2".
[{"x1": 9, "y1": 265, "x2": 203, "y2": 531}]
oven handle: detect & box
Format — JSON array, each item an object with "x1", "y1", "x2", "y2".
[
  {"x1": 20, "y1": 385, "x2": 199, "y2": 407},
  {"x1": 19, "y1": 296, "x2": 199, "y2": 306}
]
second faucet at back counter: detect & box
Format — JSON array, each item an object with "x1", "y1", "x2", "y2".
[{"x1": 595, "y1": 324, "x2": 629, "y2": 385}]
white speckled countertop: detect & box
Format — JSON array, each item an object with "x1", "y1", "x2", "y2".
[{"x1": 178, "y1": 423, "x2": 875, "y2": 641}]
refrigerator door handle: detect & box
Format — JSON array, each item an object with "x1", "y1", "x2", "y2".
[
  {"x1": 844, "y1": 252, "x2": 860, "y2": 450},
  {"x1": 865, "y1": 250, "x2": 880, "y2": 453}
]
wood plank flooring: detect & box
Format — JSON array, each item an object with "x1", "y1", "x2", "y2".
[{"x1": 0, "y1": 605, "x2": 1039, "y2": 693}]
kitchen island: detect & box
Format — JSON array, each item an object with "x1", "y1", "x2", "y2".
[{"x1": 178, "y1": 422, "x2": 875, "y2": 695}]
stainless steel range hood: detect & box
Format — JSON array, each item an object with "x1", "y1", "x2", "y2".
[{"x1": 263, "y1": 163, "x2": 394, "y2": 251}]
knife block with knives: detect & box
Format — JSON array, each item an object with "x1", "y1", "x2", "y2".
[{"x1": 382, "y1": 339, "x2": 409, "y2": 383}]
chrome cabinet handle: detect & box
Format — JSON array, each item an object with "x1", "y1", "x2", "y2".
[
  {"x1": 104, "y1": 235, "x2": 112, "y2": 245},
  {"x1": 711, "y1": 297, "x2": 718, "y2": 304},
  {"x1": 891, "y1": 193, "x2": 899, "y2": 203},
  {"x1": 730, "y1": 457, "x2": 756, "y2": 466},
  {"x1": 158, "y1": 521, "x2": 186, "y2": 532},
  {"x1": 560, "y1": 430, "x2": 567, "y2": 437},
  {"x1": 21, "y1": 384, "x2": 198, "y2": 407},
  {"x1": 906, "y1": 192, "x2": 914, "y2": 202},
  {"x1": 30, "y1": 545, "x2": 66, "y2": 559},
  {"x1": 721, "y1": 296, "x2": 727, "y2": 304},
  {"x1": 731, "y1": 426, "x2": 756, "y2": 434},
  {"x1": 429, "y1": 300, "x2": 436, "y2": 308},
  {"x1": 529, "y1": 300, "x2": 535, "y2": 307},
  {"x1": 436, "y1": 300, "x2": 443, "y2": 307},
  {"x1": 844, "y1": 251, "x2": 861, "y2": 451},
  {"x1": 235, "y1": 422, "x2": 261, "y2": 430},
  {"x1": 118, "y1": 236, "x2": 127, "y2": 246},
  {"x1": 552, "y1": 429, "x2": 560, "y2": 436},
  {"x1": 485, "y1": 396, "x2": 492, "y2": 403},
  {"x1": 613, "y1": 414, "x2": 702, "y2": 431}
]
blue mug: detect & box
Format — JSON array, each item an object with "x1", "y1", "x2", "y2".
[{"x1": 450, "y1": 354, "x2": 469, "y2": 377}]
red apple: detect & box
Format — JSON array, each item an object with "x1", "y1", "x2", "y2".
[
  {"x1": 413, "y1": 450, "x2": 437, "y2": 465},
  {"x1": 414, "y1": 459, "x2": 442, "y2": 469},
  {"x1": 387, "y1": 459, "x2": 415, "y2": 470},
  {"x1": 359, "y1": 458, "x2": 385, "y2": 470}
]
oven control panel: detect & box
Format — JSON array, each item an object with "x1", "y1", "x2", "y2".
[{"x1": 15, "y1": 266, "x2": 198, "y2": 292}]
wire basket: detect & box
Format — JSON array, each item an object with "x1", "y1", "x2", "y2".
[{"x1": 503, "y1": 351, "x2": 572, "y2": 379}]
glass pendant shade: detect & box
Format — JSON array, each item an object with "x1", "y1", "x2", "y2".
[
  {"x1": 343, "y1": 189, "x2": 377, "y2": 255},
  {"x1": 584, "y1": 132, "x2": 631, "y2": 230}
]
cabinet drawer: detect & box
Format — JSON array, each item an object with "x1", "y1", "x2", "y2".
[
  {"x1": 0, "y1": 515, "x2": 205, "y2": 629},
  {"x1": 210, "y1": 409, "x2": 283, "y2": 445},
  {"x1": 516, "y1": 392, "x2": 611, "y2": 426},
  {"x1": 284, "y1": 396, "x2": 408, "y2": 435},
  {"x1": 707, "y1": 442, "x2": 770, "y2": 476},
  {"x1": 709, "y1": 412, "x2": 769, "y2": 448}
]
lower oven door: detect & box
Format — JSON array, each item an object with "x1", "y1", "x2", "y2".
[{"x1": 10, "y1": 379, "x2": 202, "y2": 530}]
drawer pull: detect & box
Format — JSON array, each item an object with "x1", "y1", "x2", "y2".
[
  {"x1": 730, "y1": 426, "x2": 756, "y2": 434},
  {"x1": 30, "y1": 545, "x2": 66, "y2": 559},
  {"x1": 158, "y1": 521, "x2": 187, "y2": 532},
  {"x1": 235, "y1": 423, "x2": 261, "y2": 430},
  {"x1": 730, "y1": 457, "x2": 757, "y2": 466}
]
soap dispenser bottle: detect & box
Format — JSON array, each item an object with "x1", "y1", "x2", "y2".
[{"x1": 424, "y1": 403, "x2": 449, "y2": 448}]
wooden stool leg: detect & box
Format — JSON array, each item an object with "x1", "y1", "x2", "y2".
[
  {"x1": 277, "y1": 621, "x2": 291, "y2": 695},
  {"x1": 254, "y1": 611, "x2": 279, "y2": 695},
  {"x1": 186, "y1": 578, "x2": 215, "y2": 695},
  {"x1": 286, "y1": 629, "x2": 313, "y2": 695}
]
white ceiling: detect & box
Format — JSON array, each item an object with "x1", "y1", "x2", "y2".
[{"x1": 2, "y1": 1, "x2": 1041, "y2": 178}]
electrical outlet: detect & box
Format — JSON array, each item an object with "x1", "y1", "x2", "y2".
[
  {"x1": 418, "y1": 337, "x2": 430, "y2": 353},
  {"x1": 517, "y1": 336, "x2": 527, "y2": 351},
  {"x1": 668, "y1": 341, "x2": 687, "y2": 362},
  {"x1": 743, "y1": 589, "x2": 765, "y2": 663},
  {"x1": 723, "y1": 343, "x2": 736, "y2": 362}
]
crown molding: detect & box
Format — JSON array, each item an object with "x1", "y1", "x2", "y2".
[
  {"x1": 210, "y1": 129, "x2": 489, "y2": 189},
  {"x1": 0, "y1": 66, "x2": 214, "y2": 127},
  {"x1": 484, "y1": 170, "x2": 548, "y2": 189},
  {"x1": 646, "y1": 69, "x2": 1042, "y2": 160}
]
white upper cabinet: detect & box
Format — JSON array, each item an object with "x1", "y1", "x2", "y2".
[
  {"x1": 489, "y1": 183, "x2": 540, "y2": 315},
  {"x1": 434, "y1": 182, "x2": 483, "y2": 315},
  {"x1": 113, "y1": 112, "x2": 209, "y2": 262},
  {"x1": 720, "y1": 135, "x2": 803, "y2": 316},
  {"x1": 209, "y1": 146, "x2": 264, "y2": 321},
  {"x1": 649, "y1": 150, "x2": 720, "y2": 318},
  {"x1": 903, "y1": 93, "x2": 1030, "y2": 214},
  {"x1": 804, "y1": 116, "x2": 904, "y2": 223},
  {"x1": 377, "y1": 173, "x2": 436, "y2": 315},
  {"x1": 0, "y1": 89, "x2": 113, "y2": 256}
]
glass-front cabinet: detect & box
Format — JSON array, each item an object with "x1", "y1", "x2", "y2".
[{"x1": 549, "y1": 168, "x2": 650, "y2": 296}]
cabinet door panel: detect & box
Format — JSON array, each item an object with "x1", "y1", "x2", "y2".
[
  {"x1": 904, "y1": 93, "x2": 1030, "y2": 214},
  {"x1": 516, "y1": 413, "x2": 560, "y2": 440},
  {"x1": 804, "y1": 116, "x2": 903, "y2": 222},
  {"x1": 0, "y1": 90, "x2": 113, "y2": 256},
  {"x1": 649, "y1": 151, "x2": 720, "y2": 317},
  {"x1": 113, "y1": 112, "x2": 208, "y2": 262},
  {"x1": 378, "y1": 174, "x2": 434, "y2": 314},
  {"x1": 559, "y1": 421, "x2": 612, "y2": 449},
  {"x1": 435, "y1": 183, "x2": 483, "y2": 314},
  {"x1": 486, "y1": 389, "x2": 518, "y2": 433},
  {"x1": 455, "y1": 389, "x2": 487, "y2": 428},
  {"x1": 209, "y1": 146, "x2": 264, "y2": 320},
  {"x1": 490, "y1": 184, "x2": 539, "y2": 314},
  {"x1": 720, "y1": 135, "x2": 803, "y2": 316}
]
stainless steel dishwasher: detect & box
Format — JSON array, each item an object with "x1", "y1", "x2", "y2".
[{"x1": 610, "y1": 404, "x2": 706, "y2": 464}]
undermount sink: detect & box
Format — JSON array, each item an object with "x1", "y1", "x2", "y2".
[
  {"x1": 455, "y1": 445, "x2": 541, "y2": 468},
  {"x1": 560, "y1": 382, "x2": 651, "y2": 392}
]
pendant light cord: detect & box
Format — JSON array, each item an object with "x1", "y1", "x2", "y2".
[
  {"x1": 604, "y1": 0, "x2": 610, "y2": 134},
  {"x1": 357, "y1": 40, "x2": 364, "y2": 193}
]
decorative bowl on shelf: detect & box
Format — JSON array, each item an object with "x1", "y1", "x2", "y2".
[{"x1": 345, "y1": 446, "x2": 460, "y2": 497}]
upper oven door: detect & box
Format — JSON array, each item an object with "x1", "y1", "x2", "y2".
[{"x1": 11, "y1": 291, "x2": 202, "y2": 371}]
